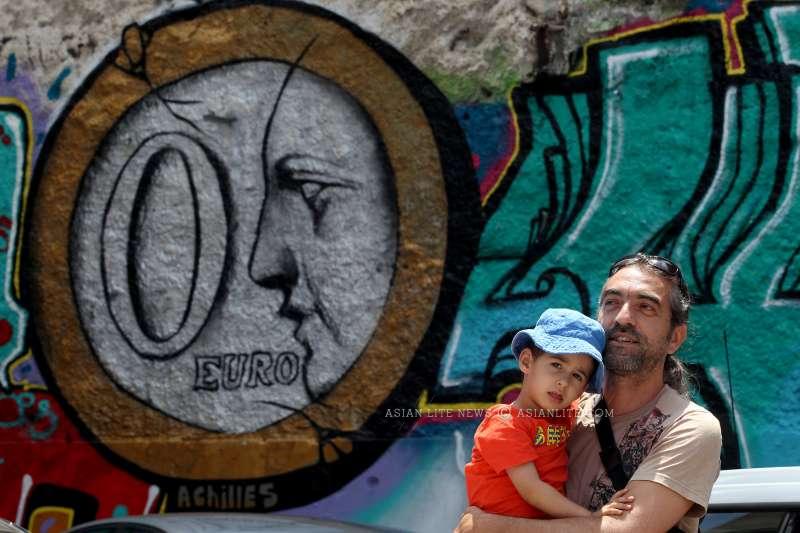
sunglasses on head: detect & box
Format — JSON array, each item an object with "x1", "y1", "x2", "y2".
[
  {"x1": 608, "y1": 253, "x2": 681, "y2": 278},
  {"x1": 608, "y1": 254, "x2": 692, "y2": 322},
  {"x1": 608, "y1": 253, "x2": 691, "y2": 299}
]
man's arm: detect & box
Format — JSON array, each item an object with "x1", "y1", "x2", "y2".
[
  {"x1": 454, "y1": 506, "x2": 592, "y2": 533},
  {"x1": 455, "y1": 480, "x2": 692, "y2": 533},
  {"x1": 608, "y1": 480, "x2": 694, "y2": 530}
]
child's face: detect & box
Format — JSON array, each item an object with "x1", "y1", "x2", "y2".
[{"x1": 516, "y1": 349, "x2": 596, "y2": 410}]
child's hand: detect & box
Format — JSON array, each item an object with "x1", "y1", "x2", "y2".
[{"x1": 591, "y1": 487, "x2": 634, "y2": 517}]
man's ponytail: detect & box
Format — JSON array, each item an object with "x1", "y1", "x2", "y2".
[{"x1": 663, "y1": 353, "x2": 691, "y2": 397}]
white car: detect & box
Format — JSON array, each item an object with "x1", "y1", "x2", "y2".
[
  {"x1": 0, "y1": 519, "x2": 28, "y2": 533},
  {"x1": 703, "y1": 466, "x2": 800, "y2": 532}
]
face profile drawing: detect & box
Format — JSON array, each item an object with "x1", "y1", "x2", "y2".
[
  {"x1": 250, "y1": 62, "x2": 398, "y2": 403},
  {"x1": 27, "y1": 1, "x2": 479, "y2": 490},
  {"x1": 70, "y1": 59, "x2": 397, "y2": 433}
]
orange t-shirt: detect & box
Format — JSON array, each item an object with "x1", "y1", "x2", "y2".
[{"x1": 465, "y1": 403, "x2": 576, "y2": 518}]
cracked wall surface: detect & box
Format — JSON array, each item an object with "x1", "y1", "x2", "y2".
[
  {"x1": 3, "y1": 1, "x2": 798, "y2": 532},
  {"x1": 0, "y1": 0, "x2": 687, "y2": 101}
]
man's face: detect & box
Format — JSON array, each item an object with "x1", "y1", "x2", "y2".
[{"x1": 597, "y1": 265, "x2": 686, "y2": 377}]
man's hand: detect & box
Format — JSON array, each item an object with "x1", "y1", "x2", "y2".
[
  {"x1": 591, "y1": 488, "x2": 634, "y2": 517},
  {"x1": 454, "y1": 506, "x2": 483, "y2": 532}
]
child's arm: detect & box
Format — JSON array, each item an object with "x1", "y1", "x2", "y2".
[
  {"x1": 506, "y1": 463, "x2": 591, "y2": 518},
  {"x1": 507, "y1": 463, "x2": 634, "y2": 519}
]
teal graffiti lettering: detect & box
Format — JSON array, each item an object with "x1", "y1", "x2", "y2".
[
  {"x1": 47, "y1": 67, "x2": 71, "y2": 101},
  {"x1": 0, "y1": 105, "x2": 30, "y2": 389},
  {"x1": 0, "y1": 392, "x2": 58, "y2": 440}
]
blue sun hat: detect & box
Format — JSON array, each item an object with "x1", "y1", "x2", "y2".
[{"x1": 511, "y1": 308, "x2": 606, "y2": 393}]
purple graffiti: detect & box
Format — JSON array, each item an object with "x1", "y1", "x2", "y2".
[{"x1": 9, "y1": 355, "x2": 45, "y2": 388}]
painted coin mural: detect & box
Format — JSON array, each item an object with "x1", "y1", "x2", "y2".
[{"x1": 25, "y1": 0, "x2": 479, "y2": 505}]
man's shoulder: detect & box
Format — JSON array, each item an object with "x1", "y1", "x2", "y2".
[
  {"x1": 659, "y1": 386, "x2": 722, "y2": 437},
  {"x1": 661, "y1": 386, "x2": 719, "y2": 418},
  {"x1": 572, "y1": 387, "x2": 721, "y2": 432}
]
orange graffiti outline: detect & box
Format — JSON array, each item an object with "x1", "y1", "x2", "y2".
[
  {"x1": 8, "y1": 353, "x2": 43, "y2": 391},
  {"x1": 0, "y1": 97, "x2": 38, "y2": 391},
  {"x1": 482, "y1": 1, "x2": 753, "y2": 208},
  {"x1": 29, "y1": 506, "x2": 75, "y2": 530},
  {"x1": 570, "y1": 0, "x2": 752, "y2": 77},
  {"x1": 416, "y1": 382, "x2": 521, "y2": 413},
  {"x1": 481, "y1": 89, "x2": 520, "y2": 207}
]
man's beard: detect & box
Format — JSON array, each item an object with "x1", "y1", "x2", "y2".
[{"x1": 603, "y1": 324, "x2": 665, "y2": 377}]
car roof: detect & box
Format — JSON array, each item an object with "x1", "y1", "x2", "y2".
[
  {"x1": 67, "y1": 513, "x2": 397, "y2": 533},
  {"x1": 708, "y1": 466, "x2": 800, "y2": 512},
  {"x1": 0, "y1": 518, "x2": 29, "y2": 533}
]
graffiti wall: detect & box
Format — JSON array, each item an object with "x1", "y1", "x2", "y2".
[{"x1": 1, "y1": 0, "x2": 799, "y2": 531}]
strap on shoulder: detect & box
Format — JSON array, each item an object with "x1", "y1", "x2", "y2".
[
  {"x1": 595, "y1": 397, "x2": 629, "y2": 491},
  {"x1": 594, "y1": 397, "x2": 686, "y2": 533}
]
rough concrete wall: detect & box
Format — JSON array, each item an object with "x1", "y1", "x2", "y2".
[
  {"x1": 1, "y1": 1, "x2": 799, "y2": 532},
  {"x1": 0, "y1": 0, "x2": 688, "y2": 102}
]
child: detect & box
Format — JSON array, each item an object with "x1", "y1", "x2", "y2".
[{"x1": 464, "y1": 308, "x2": 633, "y2": 519}]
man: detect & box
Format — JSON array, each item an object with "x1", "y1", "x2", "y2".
[{"x1": 456, "y1": 253, "x2": 722, "y2": 532}]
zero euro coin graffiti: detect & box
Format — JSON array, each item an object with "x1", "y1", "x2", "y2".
[{"x1": 24, "y1": 0, "x2": 478, "y2": 504}]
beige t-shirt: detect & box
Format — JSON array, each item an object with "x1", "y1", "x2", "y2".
[{"x1": 566, "y1": 385, "x2": 722, "y2": 533}]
